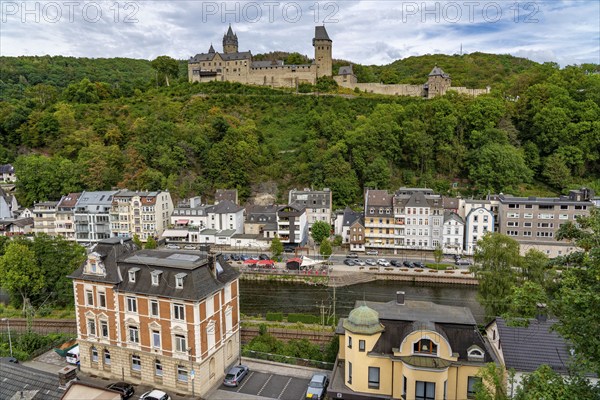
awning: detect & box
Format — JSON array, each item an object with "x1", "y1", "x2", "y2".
[
  {"x1": 257, "y1": 260, "x2": 274, "y2": 266},
  {"x1": 301, "y1": 257, "x2": 323, "y2": 267},
  {"x1": 244, "y1": 259, "x2": 257, "y2": 265},
  {"x1": 161, "y1": 229, "x2": 189, "y2": 238},
  {"x1": 176, "y1": 219, "x2": 189, "y2": 225}
]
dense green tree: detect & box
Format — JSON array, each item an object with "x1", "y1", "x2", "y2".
[
  {"x1": 0, "y1": 242, "x2": 44, "y2": 312},
  {"x1": 542, "y1": 153, "x2": 572, "y2": 190},
  {"x1": 504, "y1": 281, "x2": 547, "y2": 323},
  {"x1": 271, "y1": 236, "x2": 284, "y2": 257},
  {"x1": 319, "y1": 239, "x2": 332, "y2": 258},
  {"x1": 473, "y1": 362, "x2": 510, "y2": 400},
  {"x1": 151, "y1": 56, "x2": 179, "y2": 87},
  {"x1": 145, "y1": 237, "x2": 157, "y2": 249},
  {"x1": 132, "y1": 234, "x2": 143, "y2": 248},
  {"x1": 311, "y1": 221, "x2": 331, "y2": 245},
  {"x1": 514, "y1": 365, "x2": 600, "y2": 400},
  {"x1": 433, "y1": 245, "x2": 443, "y2": 265},
  {"x1": 472, "y1": 233, "x2": 521, "y2": 319},
  {"x1": 520, "y1": 249, "x2": 550, "y2": 285},
  {"x1": 468, "y1": 143, "x2": 533, "y2": 193}
]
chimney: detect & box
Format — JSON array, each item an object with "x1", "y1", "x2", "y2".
[
  {"x1": 396, "y1": 291, "x2": 405, "y2": 305},
  {"x1": 536, "y1": 303, "x2": 547, "y2": 322}
]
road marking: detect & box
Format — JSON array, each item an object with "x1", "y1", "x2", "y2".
[
  {"x1": 277, "y1": 377, "x2": 293, "y2": 399},
  {"x1": 237, "y1": 371, "x2": 253, "y2": 392},
  {"x1": 257, "y1": 374, "x2": 273, "y2": 397}
]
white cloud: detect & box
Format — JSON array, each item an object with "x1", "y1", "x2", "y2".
[{"x1": 0, "y1": 0, "x2": 597, "y2": 66}]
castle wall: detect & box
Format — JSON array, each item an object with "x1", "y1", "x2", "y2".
[
  {"x1": 448, "y1": 87, "x2": 491, "y2": 96},
  {"x1": 338, "y1": 81, "x2": 424, "y2": 97},
  {"x1": 334, "y1": 74, "x2": 358, "y2": 86}
]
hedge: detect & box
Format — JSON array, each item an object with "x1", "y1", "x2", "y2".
[
  {"x1": 266, "y1": 312, "x2": 283, "y2": 322},
  {"x1": 287, "y1": 313, "x2": 320, "y2": 324}
]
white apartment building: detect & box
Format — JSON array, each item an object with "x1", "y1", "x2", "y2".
[
  {"x1": 33, "y1": 201, "x2": 59, "y2": 236},
  {"x1": 288, "y1": 188, "x2": 332, "y2": 230},
  {"x1": 461, "y1": 200, "x2": 495, "y2": 255},
  {"x1": 442, "y1": 211, "x2": 465, "y2": 254},
  {"x1": 74, "y1": 191, "x2": 118, "y2": 243}
]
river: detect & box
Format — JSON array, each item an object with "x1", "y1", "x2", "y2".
[{"x1": 239, "y1": 280, "x2": 486, "y2": 324}]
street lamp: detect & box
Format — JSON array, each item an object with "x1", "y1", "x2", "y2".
[{"x1": 1, "y1": 318, "x2": 13, "y2": 358}]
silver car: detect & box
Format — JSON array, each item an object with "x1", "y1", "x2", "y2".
[
  {"x1": 223, "y1": 365, "x2": 249, "y2": 387},
  {"x1": 305, "y1": 373, "x2": 329, "y2": 399}
]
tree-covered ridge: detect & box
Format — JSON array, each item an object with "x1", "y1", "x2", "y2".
[{"x1": 0, "y1": 54, "x2": 599, "y2": 208}]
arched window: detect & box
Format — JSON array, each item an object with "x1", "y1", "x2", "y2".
[
  {"x1": 209, "y1": 357, "x2": 216, "y2": 378},
  {"x1": 413, "y1": 339, "x2": 438, "y2": 355},
  {"x1": 227, "y1": 340, "x2": 233, "y2": 359},
  {"x1": 104, "y1": 349, "x2": 111, "y2": 365},
  {"x1": 91, "y1": 346, "x2": 98, "y2": 363}
]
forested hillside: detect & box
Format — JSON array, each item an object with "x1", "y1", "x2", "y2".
[{"x1": 0, "y1": 55, "x2": 599, "y2": 208}]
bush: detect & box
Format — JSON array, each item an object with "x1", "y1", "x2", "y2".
[
  {"x1": 287, "y1": 313, "x2": 320, "y2": 324},
  {"x1": 266, "y1": 312, "x2": 283, "y2": 322}
]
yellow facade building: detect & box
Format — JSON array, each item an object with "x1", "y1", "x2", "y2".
[{"x1": 328, "y1": 293, "x2": 497, "y2": 400}]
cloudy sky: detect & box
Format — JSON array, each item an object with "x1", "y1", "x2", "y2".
[{"x1": 1, "y1": 0, "x2": 599, "y2": 66}]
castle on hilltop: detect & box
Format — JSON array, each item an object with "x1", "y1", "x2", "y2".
[
  {"x1": 188, "y1": 25, "x2": 332, "y2": 87},
  {"x1": 188, "y1": 25, "x2": 490, "y2": 98}
]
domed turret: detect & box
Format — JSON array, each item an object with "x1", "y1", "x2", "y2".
[{"x1": 343, "y1": 305, "x2": 384, "y2": 335}]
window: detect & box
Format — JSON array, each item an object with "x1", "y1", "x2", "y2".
[
  {"x1": 507, "y1": 221, "x2": 519, "y2": 227},
  {"x1": 538, "y1": 213, "x2": 554, "y2": 219},
  {"x1": 155, "y1": 359, "x2": 163, "y2": 376},
  {"x1": 414, "y1": 339, "x2": 438, "y2": 355},
  {"x1": 559, "y1": 214, "x2": 569, "y2": 220},
  {"x1": 128, "y1": 326, "x2": 139, "y2": 343},
  {"x1": 88, "y1": 319, "x2": 96, "y2": 336},
  {"x1": 348, "y1": 336, "x2": 352, "y2": 349},
  {"x1": 173, "y1": 303, "x2": 185, "y2": 320},
  {"x1": 416, "y1": 381, "x2": 435, "y2": 400},
  {"x1": 177, "y1": 365, "x2": 188, "y2": 382},
  {"x1": 152, "y1": 330, "x2": 161, "y2": 348},
  {"x1": 347, "y1": 362, "x2": 352, "y2": 384},
  {"x1": 523, "y1": 231, "x2": 532, "y2": 237},
  {"x1": 537, "y1": 222, "x2": 554, "y2": 228},
  {"x1": 150, "y1": 300, "x2": 159, "y2": 317},
  {"x1": 524, "y1": 222, "x2": 532, "y2": 227},
  {"x1": 507, "y1": 213, "x2": 519, "y2": 218},
  {"x1": 126, "y1": 297, "x2": 137, "y2": 313},
  {"x1": 508, "y1": 204, "x2": 519, "y2": 209},
  {"x1": 537, "y1": 231, "x2": 554, "y2": 238},
  {"x1": 86, "y1": 290, "x2": 94, "y2": 306},
  {"x1": 524, "y1": 213, "x2": 533, "y2": 219},
  {"x1": 104, "y1": 349, "x2": 111, "y2": 365},
  {"x1": 359, "y1": 340, "x2": 365, "y2": 352},
  {"x1": 100, "y1": 321, "x2": 108, "y2": 338},
  {"x1": 175, "y1": 273, "x2": 186, "y2": 289},
  {"x1": 507, "y1": 230, "x2": 519, "y2": 236},
  {"x1": 175, "y1": 334, "x2": 187, "y2": 352},
  {"x1": 368, "y1": 367, "x2": 380, "y2": 389},
  {"x1": 403, "y1": 376, "x2": 407, "y2": 399},
  {"x1": 128, "y1": 270, "x2": 136, "y2": 283},
  {"x1": 131, "y1": 354, "x2": 141, "y2": 371},
  {"x1": 468, "y1": 377, "x2": 482, "y2": 398},
  {"x1": 98, "y1": 292, "x2": 106, "y2": 308},
  {"x1": 91, "y1": 346, "x2": 98, "y2": 363},
  {"x1": 151, "y1": 270, "x2": 161, "y2": 286}
]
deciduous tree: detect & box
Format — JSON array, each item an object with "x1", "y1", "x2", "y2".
[{"x1": 311, "y1": 221, "x2": 331, "y2": 245}]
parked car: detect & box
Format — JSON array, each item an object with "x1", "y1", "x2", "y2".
[
  {"x1": 347, "y1": 252, "x2": 358, "y2": 257},
  {"x1": 183, "y1": 244, "x2": 196, "y2": 250},
  {"x1": 106, "y1": 382, "x2": 135, "y2": 399},
  {"x1": 390, "y1": 259, "x2": 401, "y2": 267},
  {"x1": 455, "y1": 259, "x2": 473, "y2": 266},
  {"x1": 365, "y1": 259, "x2": 377, "y2": 266},
  {"x1": 259, "y1": 253, "x2": 270, "y2": 260},
  {"x1": 65, "y1": 345, "x2": 80, "y2": 364},
  {"x1": 413, "y1": 261, "x2": 425, "y2": 269},
  {"x1": 353, "y1": 259, "x2": 365, "y2": 266},
  {"x1": 231, "y1": 254, "x2": 241, "y2": 261},
  {"x1": 140, "y1": 390, "x2": 171, "y2": 400},
  {"x1": 403, "y1": 260, "x2": 414, "y2": 268},
  {"x1": 223, "y1": 365, "x2": 249, "y2": 387},
  {"x1": 366, "y1": 249, "x2": 379, "y2": 256},
  {"x1": 165, "y1": 244, "x2": 180, "y2": 250},
  {"x1": 222, "y1": 254, "x2": 231, "y2": 261},
  {"x1": 305, "y1": 373, "x2": 329, "y2": 400},
  {"x1": 240, "y1": 255, "x2": 250, "y2": 261},
  {"x1": 343, "y1": 259, "x2": 356, "y2": 266},
  {"x1": 284, "y1": 247, "x2": 295, "y2": 253},
  {"x1": 377, "y1": 259, "x2": 390, "y2": 267}
]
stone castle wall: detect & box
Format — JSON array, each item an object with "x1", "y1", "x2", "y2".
[
  {"x1": 338, "y1": 81, "x2": 425, "y2": 97},
  {"x1": 449, "y1": 86, "x2": 490, "y2": 96},
  {"x1": 189, "y1": 63, "x2": 317, "y2": 87}
]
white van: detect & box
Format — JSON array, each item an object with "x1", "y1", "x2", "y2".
[{"x1": 66, "y1": 345, "x2": 80, "y2": 364}]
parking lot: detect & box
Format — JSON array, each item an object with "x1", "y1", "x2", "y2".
[{"x1": 220, "y1": 370, "x2": 310, "y2": 399}]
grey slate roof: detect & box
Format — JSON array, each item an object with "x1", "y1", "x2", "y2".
[
  {"x1": 314, "y1": 26, "x2": 331, "y2": 41},
  {"x1": 68, "y1": 237, "x2": 138, "y2": 284},
  {"x1": 209, "y1": 199, "x2": 244, "y2": 214},
  {"x1": 252, "y1": 60, "x2": 284, "y2": 68},
  {"x1": 189, "y1": 51, "x2": 252, "y2": 63},
  {"x1": 493, "y1": 317, "x2": 571, "y2": 373},
  {"x1": 0, "y1": 164, "x2": 14, "y2": 174},
  {"x1": 0, "y1": 358, "x2": 64, "y2": 399},
  {"x1": 429, "y1": 65, "x2": 449, "y2": 78},
  {"x1": 444, "y1": 211, "x2": 464, "y2": 224},
  {"x1": 365, "y1": 190, "x2": 393, "y2": 208},
  {"x1": 342, "y1": 207, "x2": 362, "y2": 227},
  {"x1": 365, "y1": 299, "x2": 477, "y2": 326},
  {"x1": 245, "y1": 205, "x2": 279, "y2": 224}
]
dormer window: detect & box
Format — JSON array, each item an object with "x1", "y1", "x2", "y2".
[
  {"x1": 413, "y1": 339, "x2": 438, "y2": 355},
  {"x1": 151, "y1": 270, "x2": 162, "y2": 286},
  {"x1": 467, "y1": 345, "x2": 485, "y2": 361},
  {"x1": 128, "y1": 267, "x2": 140, "y2": 283},
  {"x1": 175, "y1": 273, "x2": 187, "y2": 289}
]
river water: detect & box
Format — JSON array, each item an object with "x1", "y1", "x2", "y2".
[{"x1": 240, "y1": 280, "x2": 486, "y2": 324}]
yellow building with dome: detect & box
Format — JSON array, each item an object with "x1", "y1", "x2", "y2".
[{"x1": 328, "y1": 292, "x2": 497, "y2": 400}]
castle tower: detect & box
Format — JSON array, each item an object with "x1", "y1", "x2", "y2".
[
  {"x1": 223, "y1": 24, "x2": 238, "y2": 54},
  {"x1": 427, "y1": 65, "x2": 451, "y2": 98},
  {"x1": 313, "y1": 26, "x2": 332, "y2": 78}
]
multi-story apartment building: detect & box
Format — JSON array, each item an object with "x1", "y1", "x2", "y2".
[
  {"x1": 328, "y1": 293, "x2": 495, "y2": 400},
  {"x1": 110, "y1": 190, "x2": 173, "y2": 241},
  {"x1": 32, "y1": 200, "x2": 59, "y2": 236},
  {"x1": 55, "y1": 193, "x2": 81, "y2": 240},
  {"x1": 364, "y1": 190, "x2": 395, "y2": 250},
  {"x1": 288, "y1": 188, "x2": 332, "y2": 230},
  {"x1": 206, "y1": 200, "x2": 244, "y2": 233},
  {"x1": 442, "y1": 212, "x2": 464, "y2": 254},
  {"x1": 498, "y1": 189, "x2": 594, "y2": 257},
  {"x1": 336, "y1": 207, "x2": 364, "y2": 251},
  {"x1": 68, "y1": 238, "x2": 240, "y2": 397},
  {"x1": 171, "y1": 197, "x2": 210, "y2": 229},
  {"x1": 276, "y1": 205, "x2": 307, "y2": 246},
  {"x1": 393, "y1": 189, "x2": 445, "y2": 250},
  {"x1": 74, "y1": 191, "x2": 118, "y2": 244},
  {"x1": 460, "y1": 200, "x2": 495, "y2": 255},
  {"x1": 244, "y1": 205, "x2": 278, "y2": 239}
]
